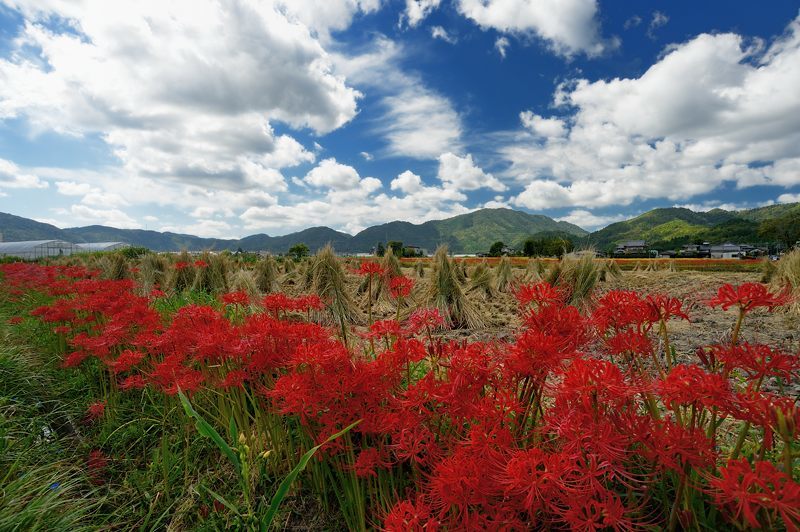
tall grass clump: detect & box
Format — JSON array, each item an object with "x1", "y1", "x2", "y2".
[
  {"x1": 253, "y1": 255, "x2": 280, "y2": 293},
  {"x1": 414, "y1": 260, "x2": 425, "y2": 278},
  {"x1": 192, "y1": 252, "x2": 229, "y2": 293},
  {"x1": 770, "y1": 249, "x2": 800, "y2": 313},
  {"x1": 423, "y1": 246, "x2": 484, "y2": 329},
  {"x1": 167, "y1": 251, "x2": 195, "y2": 293},
  {"x1": 494, "y1": 255, "x2": 513, "y2": 292},
  {"x1": 545, "y1": 252, "x2": 602, "y2": 307},
  {"x1": 311, "y1": 245, "x2": 360, "y2": 336},
  {"x1": 525, "y1": 258, "x2": 546, "y2": 281},
  {"x1": 99, "y1": 252, "x2": 129, "y2": 281},
  {"x1": 467, "y1": 261, "x2": 495, "y2": 300},
  {"x1": 227, "y1": 268, "x2": 260, "y2": 298},
  {"x1": 138, "y1": 253, "x2": 169, "y2": 294}
]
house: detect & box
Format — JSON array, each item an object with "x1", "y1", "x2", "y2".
[
  {"x1": 709, "y1": 243, "x2": 743, "y2": 259},
  {"x1": 404, "y1": 245, "x2": 427, "y2": 257},
  {"x1": 614, "y1": 240, "x2": 647, "y2": 255},
  {"x1": 679, "y1": 243, "x2": 711, "y2": 258}
]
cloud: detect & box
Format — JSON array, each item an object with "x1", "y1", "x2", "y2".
[
  {"x1": 335, "y1": 37, "x2": 463, "y2": 159},
  {"x1": 360, "y1": 151, "x2": 373, "y2": 161},
  {"x1": 777, "y1": 193, "x2": 800, "y2": 204},
  {"x1": 0, "y1": 158, "x2": 48, "y2": 189},
  {"x1": 55, "y1": 204, "x2": 140, "y2": 229},
  {"x1": 403, "y1": 0, "x2": 441, "y2": 27},
  {"x1": 495, "y1": 36, "x2": 510, "y2": 58},
  {"x1": 456, "y1": 0, "x2": 617, "y2": 58},
  {"x1": 556, "y1": 209, "x2": 628, "y2": 231},
  {"x1": 647, "y1": 11, "x2": 669, "y2": 39},
  {"x1": 505, "y1": 15, "x2": 800, "y2": 210},
  {"x1": 431, "y1": 26, "x2": 457, "y2": 44},
  {"x1": 624, "y1": 15, "x2": 642, "y2": 30},
  {"x1": 519, "y1": 111, "x2": 566, "y2": 138},
  {"x1": 0, "y1": 1, "x2": 360, "y2": 190},
  {"x1": 438, "y1": 152, "x2": 506, "y2": 192},
  {"x1": 304, "y1": 158, "x2": 363, "y2": 189},
  {"x1": 241, "y1": 168, "x2": 469, "y2": 235}
]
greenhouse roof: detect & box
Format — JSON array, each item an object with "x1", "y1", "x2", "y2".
[
  {"x1": 0, "y1": 240, "x2": 74, "y2": 253},
  {"x1": 75, "y1": 242, "x2": 128, "y2": 250}
]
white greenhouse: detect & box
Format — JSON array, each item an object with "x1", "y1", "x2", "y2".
[
  {"x1": 76, "y1": 242, "x2": 130, "y2": 252},
  {"x1": 0, "y1": 240, "x2": 77, "y2": 259}
]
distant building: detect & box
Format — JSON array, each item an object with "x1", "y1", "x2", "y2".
[
  {"x1": 404, "y1": 245, "x2": 427, "y2": 257},
  {"x1": 679, "y1": 243, "x2": 711, "y2": 258},
  {"x1": 0, "y1": 240, "x2": 76, "y2": 260},
  {"x1": 614, "y1": 240, "x2": 647, "y2": 255},
  {"x1": 709, "y1": 243, "x2": 743, "y2": 259}
]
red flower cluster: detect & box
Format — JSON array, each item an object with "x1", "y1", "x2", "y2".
[{"x1": 3, "y1": 263, "x2": 798, "y2": 531}]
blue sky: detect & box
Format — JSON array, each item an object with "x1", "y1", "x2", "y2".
[{"x1": 0, "y1": 0, "x2": 799, "y2": 237}]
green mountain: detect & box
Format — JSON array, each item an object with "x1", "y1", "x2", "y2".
[
  {"x1": 350, "y1": 208, "x2": 587, "y2": 253},
  {"x1": 588, "y1": 204, "x2": 799, "y2": 251},
  {"x1": 2, "y1": 203, "x2": 796, "y2": 255},
  {"x1": 0, "y1": 212, "x2": 74, "y2": 241},
  {"x1": 0, "y1": 208, "x2": 585, "y2": 254}
]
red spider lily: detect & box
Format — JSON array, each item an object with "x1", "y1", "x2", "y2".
[
  {"x1": 514, "y1": 281, "x2": 564, "y2": 309},
  {"x1": 645, "y1": 293, "x2": 690, "y2": 323},
  {"x1": 388, "y1": 276, "x2": 414, "y2": 299},
  {"x1": 710, "y1": 342, "x2": 800, "y2": 383},
  {"x1": 640, "y1": 418, "x2": 717, "y2": 474},
  {"x1": 592, "y1": 290, "x2": 652, "y2": 334},
  {"x1": 709, "y1": 282, "x2": 792, "y2": 313},
  {"x1": 219, "y1": 369, "x2": 248, "y2": 389},
  {"x1": 384, "y1": 497, "x2": 437, "y2": 532},
  {"x1": 194, "y1": 260, "x2": 208, "y2": 268},
  {"x1": 107, "y1": 349, "x2": 145, "y2": 374},
  {"x1": 262, "y1": 293, "x2": 323, "y2": 314},
  {"x1": 86, "y1": 400, "x2": 106, "y2": 421},
  {"x1": 221, "y1": 290, "x2": 249, "y2": 306},
  {"x1": 351, "y1": 447, "x2": 392, "y2": 478},
  {"x1": 727, "y1": 390, "x2": 800, "y2": 450},
  {"x1": 174, "y1": 261, "x2": 189, "y2": 271},
  {"x1": 604, "y1": 329, "x2": 653, "y2": 357},
  {"x1": 407, "y1": 308, "x2": 444, "y2": 334},
  {"x1": 710, "y1": 459, "x2": 800, "y2": 530},
  {"x1": 149, "y1": 288, "x2": 166, "y2": 298},
  {"x1": 120, "y1": 374, "x2": 147, "y2": 391},
  {"x1": 364, "y1": 319, "x2": 402, "y2": 340},
  {"x1": 658, "y1": 364, "x2": 733, "y2": 411},
  {"x1": 86, "y1": 449, "x2": 109, "y2": 485},
  {"x1": 357, "y1": 261, "x2": 384, "y2": 276},
  {"x1": 7, "y1": 316, "x2": 22, "y2": 325},
  {"x1": 52, "y1": 325, "x2": 70, "y2": 335}
]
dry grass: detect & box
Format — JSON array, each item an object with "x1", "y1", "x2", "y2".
[
  {"x1": 546, "y1": 253, "x2": 602, "y2": 307},
  {"x1": 467, "y1": 261, "x2": 496, "y2": 300},
  {"x1": 254, "y1": 255, "x2": 280, "y2": 293},
  {"x1": 423, "y1": 246, "x2": 484, "y2": 329},
  {"x1": 771, "y1": 249, "x2": 800, "y2": 314},
  {"x1": 166, "y1": 251, "x2": 194, "y2": 293},
  {"x1": 227, "y1": 268, "x2": 260, "y2": 298},
  {"x1": 138, "y1": 253, "x2": 169, "y2": 294},
  {"x1": 192, "y1": 252, "x2": 229, "y2": 293},
  {"x1": 494, "y1": 256, "x2": 513, "y2": 293},
  {"x1": 311, "y1": 245, "x2": 360, "y2": 330}
]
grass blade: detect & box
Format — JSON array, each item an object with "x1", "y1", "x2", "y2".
[
  {"x1": 178, "y1": 390, "x2": 241, "y2": 475},
  {"x1": 260, "y1": 420, "x2": 361, "y2": 530}
]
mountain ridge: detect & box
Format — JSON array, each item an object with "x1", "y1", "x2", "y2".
[
  {"x1": 2, "y1": 203, "x2": 797, "y2": 254},
  {"x1": 0, "y1": 208, "x2": 587, "y2": 254}
]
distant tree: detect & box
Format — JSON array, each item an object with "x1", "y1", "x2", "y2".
[
  {"x1": 288, "y1": 243, "x2": 310, "y2": 261},
  {"x1": 388, "y1": 241, "x2": 404, "y2": 256},
  {"x1": 489, "y1": 241, "x2": 505, "y2": 257},
  {"x1": 759, "y1": 213, "x2": 800, "y2": 249},
  {"x1": 375, "y1": 242, "x2": 386, "y2": 257}
]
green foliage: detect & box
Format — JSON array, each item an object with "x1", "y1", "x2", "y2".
[
  {"x1": 375, "y1": 242, "x2": 386, "y2": 257},
  {"x1": 489, "y1": 241, "x2": 505, "y2": 257},
  {"x1": 759, "y1": 211, "x2": 800, "y2": 248},
  {"x1": 288, "y1": 243, "x2": 310, "y2": 261},
  {"x1": 387, "y1": 241, "x2": 403, "y2": 256},
  {"x1": 523, "y1": 235, "x2": 574, "y2": 257}
]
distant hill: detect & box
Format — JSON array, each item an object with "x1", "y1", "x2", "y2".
[
  {"x1": 2, "y1": 203, "x2": 796, "y2": 254},
  {"x1": 0, "y1": 207, "x2": 586, "y2": 254},
  {"x1": 589, "y1": 203, "x2": 800, "y2": 251},
  {"x1": 350, "y1": 208, "x2": 588, "y2": 253}
]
